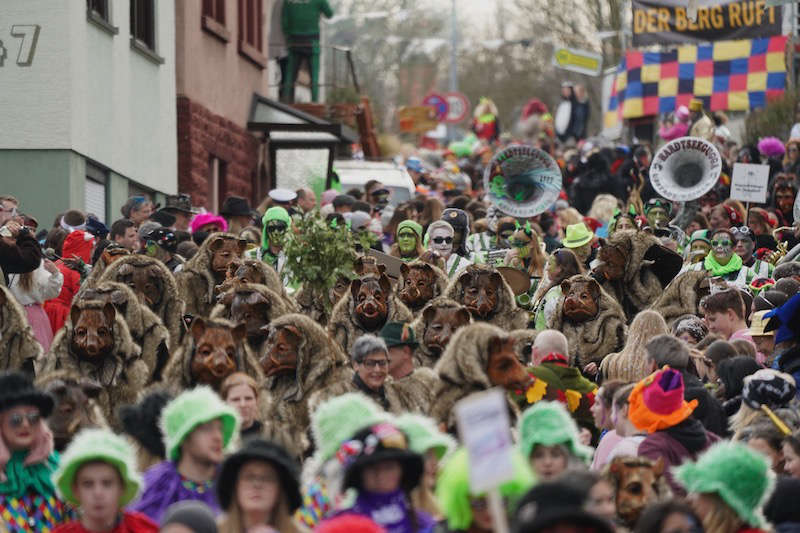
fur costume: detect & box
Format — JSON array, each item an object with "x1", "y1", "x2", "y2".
[
  {"x1": 41, "y1": 299, "x2": 149, "y2": 428},
  {"x1": 306, "y1": 373, "x2": 431, "y2": 420},
  {"x1": 327, "y1": 274, "x2": 413, "y2": 355},
  {"x1": 82, "y1": 281, "x2": 171, "y2": 383},
  {"x1": 510, "y1": 329, "x2": 538, "y2": 364},
  {"x1": 596, "y1": 230, "x2": 683, "y2": 320},
  {"x1": 98, "y1": 254, "x2": 185, "y2": 351},
  {"x1": 430, "y1": 323, "x2": 521, "y2": 430},
  {"x1": 410, "y1": 297, "x2": 472, "y2": 368},
  {"x1": 649, "y1": 270, "x2": 710, "y2": 326},
  {"x1": 548, "y1": 275, "x2": 627, "y2": 366},
  {"x1": 399, "y1": 260, "x2": 449, "y2": 317},
  {"x1": 0, "y1": 284, "x2": 43, "y2": 374},
  {"x1": 176, "y1": 232, "x2": 244, "y2": 318},
  {"x1": 221, "y1": 258, "x2": 297, "y2": 312},
  {"x1": 389, "y1": 367, "x2": 439, "y2": 414},
  {"x1": 160, "y1": 317, "x2": 263, "y2": 390},
  {"x1": 260, "y1": 313, "x2": 353, "y2": 456},
  {"x1": 294, "y1": 286, "x2": 334, "y2": 325},
  {"x1": 210, "y1": 282, "x2": 291, "y2": 354},
  {"x1": 443, "y1": 264, "x2": 528, "y2": 330}
]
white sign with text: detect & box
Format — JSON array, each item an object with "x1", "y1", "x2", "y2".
[{"x1": 730, "y1": 163, "x2": 769, "y2": 204}]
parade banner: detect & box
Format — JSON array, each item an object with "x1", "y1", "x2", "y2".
[
  {"x1": 632, "y1": 0, "x2": 782, "y2": 46},
  {"x1": 604, "y1": 35, "x2": 787, "y2": 128}
]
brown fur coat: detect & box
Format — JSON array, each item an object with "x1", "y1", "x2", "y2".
[
  {"x1": 176, "y1": 232, "x2": 244, "y2": 318},
  {"x1": 548, "y1": 275, "x2": 627, "y2": 366},
  {"x1": 259, "y1": 314, "x2": 353, "y2": 455},
  {"x1": 210, "y1": 282, "x2": 291, "y2": 353},
  {"x1": 649, "y1": 270, "x2": 710, "y2": 326},
  {"x1": 327, "y1": 276, "x2": 413, "y2": 355},
  {"x1": 98, "y1": 254, "x2": 185, "y2": 351},
  {"x1": 410, "y1": 297, "x2": 472, "y2": 368},
  {"x1": 443, "y1": 264, "x2": 528, "y2": 330},
  {"x1": 430, "y1": 323, "x2": 521, "y2": 431},
  {"x1": 41, "y1": 300, "x2": 148, "y2": 428},
  {"x1": 0, "y1": 285, "x2": 43, "y2": 374}
]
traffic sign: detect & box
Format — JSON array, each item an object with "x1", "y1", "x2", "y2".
[
  {"x1": 552, "y1": 46, "x2": 603, "y2": 76},
  {"x1": 422, "y1": 93, "x2": 449, "y2": 122},
  {"x1": 444, "y1": 92, "x2": 470, "y2": 123}
]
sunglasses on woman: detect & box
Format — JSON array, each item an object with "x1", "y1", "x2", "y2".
[
  {"x1": 710, "y1": 239, "x2": 731, "y2": 247},
  {"x1": 432, "y1": 236, "x2": 453, "y2": 244},
  {"x1": 8, "y1": 411, "x2": 40, "y2": 429}
]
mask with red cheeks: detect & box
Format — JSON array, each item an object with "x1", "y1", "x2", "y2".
[
  {"x1": 230, "y1": 291, "x2": 271, "y2": 346},
  {"x1": 422, "y1": 306, "x2": 471, "y2": 356},
  {"x1": 69, "y1": 303, "x2": 116, "y2": 362},
  {"x1": 399, "y1": 263, "x2": 437, "y2": 311},
  {"x1": 117, "y1": 263, "x2": 163, "y2": 310},
  {"x1": 260, "y1": 325, "x2": 300, "y2": 377},
  {"x1": 458, "y1": 271, "x2": 501, "y2": 319},
  {"x1": 486, "y1": 336, "x2": 532, "y2": 391},
  {"x1": 352, "y1": 275, "x2": 391, "y2": 331},
  {"x1": 189, "y1": 319, "x2": 245, "y2": 389},
  {"x1": 562, "y1": 278, "x2": 600, "y2": 323},
  {"x1": 209, "y1": 237, "x2": 247, "y2": 282}
]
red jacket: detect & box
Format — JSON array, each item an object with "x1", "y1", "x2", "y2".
[
  {"x1": 44, "y1": 230, "x2": 94, "y2": 334},
  {"x1": 53, "y1": 511, "x2": 158, "y2": 533}
]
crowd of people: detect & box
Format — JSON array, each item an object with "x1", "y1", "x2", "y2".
[{"x1": 0, "y1": 91, "x2": 799, "y2": 533}]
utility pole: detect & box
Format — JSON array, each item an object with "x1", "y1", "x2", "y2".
[{"x1": 448, "y1": 0, "x2": 458, "y2": 141}]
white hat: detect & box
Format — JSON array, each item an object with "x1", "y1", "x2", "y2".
[{"x1": 268, "y1": 188, "x2": 297, "y2": 203}]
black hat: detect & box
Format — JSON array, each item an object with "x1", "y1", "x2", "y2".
[
  {"x1": 217, "y1": 439, "x2": 302, "y2": 512},
  {"x1": 163, "y1": 194, "x2": 195, "y2": 215},
  {"x1": 85, "y1": 216, "x2": 109, "y2": 239},
  {"x1": 514, "y1": 481, "x2": 615, "y2": 533},
  {"x1": 441, "y1": 208, "x2": 469, "y2": 232},
  {"x1": 220, "y1": 196, "x2": 258, "y2": 218},
  {"x1": 0, "y1": 372, "x2": 54, "y2": 418},
  {"x1": 341, "y1": 422, "x2": 423, "y2": 492},
  {"x1": 150, "y1": 209, "x2": 177, "y2": 228},
  {"x1": 118, "y1": 389, "x2": 172, "y2": 460},
  {"x1": 144, "y1": 227, "x2": 178, "y2": 254}
]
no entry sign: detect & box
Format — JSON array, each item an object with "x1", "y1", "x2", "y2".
[
  {"x1": 422, "y1": 93, "x2": 449, "y2": 122},
  {"x1": 444, "y1": 92, "x2": 470, "y2": 123}
]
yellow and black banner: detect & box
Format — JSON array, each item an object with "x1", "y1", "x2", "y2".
[{"x1": 632, "y1": 0, "x2": 782, "y2": 46}]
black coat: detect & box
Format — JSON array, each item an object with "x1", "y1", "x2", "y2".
[
  {"x1": 0, "y1": 231, "x2": 42, "y2": 285},
  {"x1": 682, "y1": 370, "x2": 726, "y2": 437}
]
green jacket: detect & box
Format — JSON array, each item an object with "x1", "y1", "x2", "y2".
[{"x1": 282, "y1": 0, "x2": 334, "y2": 37}]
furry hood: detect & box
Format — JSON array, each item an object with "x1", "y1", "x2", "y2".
[
  {"x1": 228, "y1": 259, "x2": 298, "y2": 312},
  {"x1": 650, "y1": 270, "x2": 710, "y2": 326},
  {"x1": 411, "y1": 297, "x2": 472, "y2": 367},
  {"x1": 161, "y1": 317, "x2": 263, "y2": 390},
  {"x1": 262, "y1": 313, "x2": 349, "y2": 402},
  {"x1": 0, "y1": 284, "x2": 43, "y2": 370},
  {"x1": 509, "y1": 329, "x2": 539, "y2": 364},
  {"x1": 210, "y1": 282, "x2": 291, "y2": 324},
  {"x1": 98, "y1": 254, "x2": 184, "y2": 350},
  {"x1": 443, "y1": 264, "x2": 527, "y2": 329},
  {"x1": 181, "y1": 232, "x2": 245, "y2": 305},
  {"x1": 434, "y1": 322, "x2": 507, "y2": 389}
]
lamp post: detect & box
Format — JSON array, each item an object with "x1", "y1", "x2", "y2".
[{"x1": 448, "y1": 0, "x2": 458, "y2": 141}]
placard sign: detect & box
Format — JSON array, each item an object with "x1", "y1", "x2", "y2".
[
  {"x1": 454, "y1": 388, "x2": 515, "y2": 492},
  {"x1": 730, "y1": 163, "x2": 769, "y2": 204}
]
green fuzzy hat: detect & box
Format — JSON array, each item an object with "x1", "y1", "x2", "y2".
[
  {"x1": 311, "y1": 393, "x2": 389, "y2": 462},
  {"x1": 397, "y1": 220, "x2": 423, "y2": 240},
  {"x1": 396, "y1": 413, "x2": 456, "y2": 461},
  {"x1": 160, "y1": 386, "x2": 239, "y2": 462},
  {"x1": 54, "y1": 428, "x2": 142, "y2": 507},
  {"x1": 675, "y1": 441, "x2": 775, "y2": 528},
  {"x1": 517, "y1": 401, "x2": 593, "y2": 463},
  {"x1": 435, "y1": 447, "x2": 535, "y2": 531},
  {"x1": 261, "y1": 206, "x2": 291, "y2": 251}
]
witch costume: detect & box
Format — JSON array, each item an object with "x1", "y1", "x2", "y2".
[{"x1": 0, "y1": 372, "x2": 71, "y2": 532}]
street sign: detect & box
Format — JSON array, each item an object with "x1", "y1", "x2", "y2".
[
  {"x1": 730, "y1": 163, "x2": 770, "y2": 204},
  {"x1": 444, "y1": 92, "x2": 470, "y2": 123},
  {"x1": 552, "y1": 46, "x2": 603, "y2": 76},
  {"x1": 396, "y1": 106, "x2": 439, "y2": 134},
  {"x1": 422, "y1": 92, "x2": 449, "y2": 122}
]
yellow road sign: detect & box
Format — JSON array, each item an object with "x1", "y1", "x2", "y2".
[{"x1": 552, "y1": 47, "x2": 603, "y2": 76}]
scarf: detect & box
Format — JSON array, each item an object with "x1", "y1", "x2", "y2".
[
  {"x1": 704, "y1": 252, "x2": 742, "y2": 277},
  {"x1": 0, "y1": 450, "x2": 59, "y2": 500}
]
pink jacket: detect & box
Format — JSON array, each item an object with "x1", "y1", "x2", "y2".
[{"x1": 659, "y1": 121, "x2": 689, "y2": 141}]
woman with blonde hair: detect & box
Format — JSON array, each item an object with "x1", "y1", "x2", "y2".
[
  {"x1": 588, "y1": 194, "x2": 620, "y2": 236},
  {"x1": 600, "y1": 310, "x2": 670, "y2": 382},
  {"x1": 221, "y1": 372, "x2": 263, "y2": 441},
  {"x1": 216, "y1": 439, "x2": 308, "y2": 533}
]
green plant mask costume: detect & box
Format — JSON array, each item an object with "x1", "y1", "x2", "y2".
[{"x1": 396, "y1": 220, "x2": 423, "y2": 258}]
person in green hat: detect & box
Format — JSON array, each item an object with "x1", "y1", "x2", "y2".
[
  {"x1": 562, "y1": 222, "x2": 595, "y2": 269},
  {"x1": 686, "y1": 229, "x2": 711, "y2": 264},
  {"x1": 129, "y1": 386, "x2": 239, "y2": 523},
  {"x1": 52, "y1": 428, "x2": 157, "y2": 532},
  {"x1": 250, "y1": 206, "x2": 291, "y2": 276},
  {"x1": 675, "y1": 441, "x2": 775, "y2": 533},
  {"x1": 518, "y1": 400, "x2": 593, "y2": 482},
  {"x1": 644, "y1": 197, "x2": 672, "y2": 230},
  {"x1": 391, "y1": 220, "x2": 424, "y2": 262}
]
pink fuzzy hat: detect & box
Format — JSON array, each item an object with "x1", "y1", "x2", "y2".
[
  {"x1": 321, "y1": 189, "x2": 339, "y2": 206},
  {"x1": 675, "y1": 105, "x2": 689, "y2": 121},
  {"x1": 190, "y1": 212, "x2": 228, "y2": 234},
  {"x1": 759, "y1": 137, "x2": 786, "y2": 158}
]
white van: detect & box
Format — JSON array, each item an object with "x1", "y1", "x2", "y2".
[{"x1": 333, "y1": 159, "x2": 416, "y2": 206}]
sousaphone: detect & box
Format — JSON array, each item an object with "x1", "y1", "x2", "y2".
[{"x1": 649, "y1": 136, "x2": 721, "y2": 202}]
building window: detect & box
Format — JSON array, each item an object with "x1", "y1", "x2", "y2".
[
  {"x1": 130, "y1": 0, "x2": 156, "y2": 51},
  {"x1": 208, "y1": 156, "x2": 228, "y2": 213},
  {"x1": 203, "y1": 0, "x2": 226, "y2": 25},
  {"x1": 85, "y1": 163, "x2": 108, "y2": 223},
  {"x1": 88, "y1": 0, "x2": 110, "y2": 22},
  {"x1": 238, "y1": 0, "x2": 262, "y2": 51}
]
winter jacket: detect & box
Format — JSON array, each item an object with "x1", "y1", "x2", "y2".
[
  {"x1": 682, "y1": 371, "x2": 726, "y2": 437},
  {"x1": 129, "y1": 461, "x2": 220, "y2": 523},
  {"x1": 44, "y1": 231, "x2": 95, "y2": 334},
  {"x1": 658, "y1": 121, "x2": 689, "y2": 141},
  {"x1": 638, "y1": 418, "x2": 719, "y2": 495},
  {"x1": 0, "y1": 230, "x2": 42, "y2": 285},
  {"x1": 53, "y1": 511, "x2": 158, "y2": 533},
  {"x1": 282, "y1": 0, "x2": 333, "y2": 36},
  {"x1": 8, "y1": 260, "x2": 63, "y2": 305}
]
